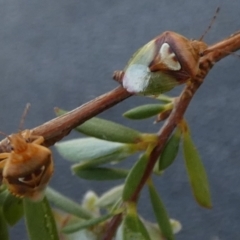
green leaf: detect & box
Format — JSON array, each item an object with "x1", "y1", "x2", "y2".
[
  {"x1": 148, "y1": 181, "x2": 174, "y2": 240},
  {"x1": 121, "y1": 203, "x2": 151, "y2": 240},
  {"x1": 153, "y1": 94, "x2": 174, "y2": 103},
  {"x1": 62, "y1": 213, "x2": 114, "y2": 234},
  {"x1": 77, "y1": 118, "x2": 143, "y2": 143},
  {"x1": 3, "y1": 193, "x2": 23, "y2": 226},
  {"x1": 0, "y1": 208, "x2": 9, "y2": 240},
  {"x1": 56, "y1": 138, "x2": 136, "y2": 168},
  {"x1": 24, "y1": 197, "x2": 59, "y2": 240},
  {"x1": 46, "y1": 187, "x2": 93, "y2": 220},
  {"x1": 183, "y1": 131, "x2": 212, "y2": 208},
  {"x1": 122, "y1": 153, "x2": 149, "y2": 201},
  {"x1": 55, "y1": 109, "x2": 142, "y2": 143},
  {"x1": 72, "y1": 166, "x2": 129, "y2": 181},
  {"x1": 0, "y1": 189, "x2": 9, "y2": 205},
  {"x1": 123, "y1": 104, "x2": 168, "y2": 120},
  {"x1": 96, "y1": 185, "x2": 124, "y2": 208},
  {"x1": 159, "y1": 128, "x2": 181, "y2": 171}
]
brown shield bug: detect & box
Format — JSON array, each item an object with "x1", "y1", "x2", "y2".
[{"x1": 0, "y1": 105, "x2": 53, "y2": 201}]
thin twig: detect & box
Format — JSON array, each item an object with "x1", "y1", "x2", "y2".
[{"x1": 0, "y1": 86, "x2": 132, "y2": 152}]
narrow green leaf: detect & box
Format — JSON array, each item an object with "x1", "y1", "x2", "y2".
[
  {"x1": 72, "y1": 166, "x2": 129, "y2": 181},
  {"x1": 122, "y1": 203, "x2": 151, "y2": 240},
  {"x1": 3, "y1": 194, "x2": 23, "y2": 226},
  {"x1": 62, "y1": 213, "x2": 114, "y2": 234},
  {"x1": 77, "y1": 117, "x2": 143, "y2": 143},
  {"x1": 148, "y1": 181, "x2": 174, "y2": 240},
  {"x1": 46, "y1": 187, "x2": 93, "y2": 220},
  {"x1": 56, "y1": 138, "x2": 136, "y2": 168},
  {"x1": 123, "y1": 216, "x2": 151, "y2": 240},
  {"x1": 0, "y1": 208, "x2": 9, "y2": 240},
  {"x1": 159, "y1": 128, "x2": 181, "y2": 171},
  {"x1": 153, "y1": 94, "x2": 174, "y2": 103},
  {"x1": 24, "y1": 197, "x2": 59, "y2": 240},
  {"x1": 123, "y1": 104, "x2": 168, "y2": 120},
  {"x1": 0, "y1": 189, "x2": 9, "y2": 205},
  {"x1": 96, "y1": 185, "x2": 124, "y2": 208},
  {"x1": 55, "y1": 109, "x2": 142, "y2": 143},
  {"x1": 122, "y1": 153, "x2": 149, "y2": 201},
  {"x1": 183, "y1": 131, "x2": 212, "y2": 208}
]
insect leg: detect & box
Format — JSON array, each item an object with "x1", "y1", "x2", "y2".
[
  {"x1": 0, "y1": 158, "x2": 7, "y2": 170},
  {"x1": 31, "y1": 136, "x2": 44, "y2": 145}
]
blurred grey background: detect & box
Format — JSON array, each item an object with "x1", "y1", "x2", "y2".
[{"x1": 0, "y1": 0, "x2": 240, "y2": 239}]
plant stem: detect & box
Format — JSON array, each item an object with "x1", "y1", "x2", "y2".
[{"x1": 0, "y1": 86, "x2": 132, "y2": 152}]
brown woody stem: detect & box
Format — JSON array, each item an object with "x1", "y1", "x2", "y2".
[{"x1": 0, "y1": 86, "x2": 132, "y2": 152}]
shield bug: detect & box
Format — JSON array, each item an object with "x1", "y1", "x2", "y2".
[
  {"x1": 113, "y1": 31, "x2": 207, "y2": 95},
  {"x1": 113, "y1": 8, "x2": 221, "y2": 95},
  {"x1": 0, "y1": 105, "x2": 54, "y2": 201}
]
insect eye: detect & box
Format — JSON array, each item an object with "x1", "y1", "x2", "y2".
[
  {"x1": 34, "y1": 165, "x2": 45, "y2": 176},
  {"x1": 18, "y1": 165, "x2": 45, "y2": 183},
  {"x1": 18, "y1": 174, "x2": 32, "y2": 183}
]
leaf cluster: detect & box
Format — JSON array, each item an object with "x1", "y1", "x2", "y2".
[{"x1": 0, "y1": 97, "x2": 211, "y2": 239}]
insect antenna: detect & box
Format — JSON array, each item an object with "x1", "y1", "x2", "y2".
[
  {"x1": 19, "y1": 103, "x2": 31, "y2": 132},
  {"x1": 0, "y1": 131, "x2": 11, "y2": 147},
  {"x1": 0, "y1": 131, "x2": 9, "y2": 138},
  {"x1": 199, "y1": 7, "x2": 220, "y2": 41}
]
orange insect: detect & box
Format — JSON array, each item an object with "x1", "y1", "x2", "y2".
[{"x1": 0, "y1": 105, "x2": 53, "y2": 201}]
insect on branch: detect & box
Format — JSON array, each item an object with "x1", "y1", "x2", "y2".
[
  {"x1": 0, "y1": 32, "x2": 239, "y2": 155},
  {"x1": 102, "y1": 32, "x2": 240, "y2": 240}
]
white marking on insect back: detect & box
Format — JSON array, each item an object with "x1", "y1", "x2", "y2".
[
  {"x1": 159, "y1": 43, "x2": 181, "y2": 71},
  {"x1": 122, "y1": 64, "x2": 151, "y2": 93}
]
